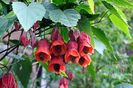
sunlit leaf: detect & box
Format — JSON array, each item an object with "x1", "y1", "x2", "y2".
[
  {"x1": 13, "y1": 56, "x2": 32, "y2": 88},
  {"x1": 49, "y1": 9, "x2": 81, "y2": 27},
  {"x1": 92, "y1": 27, "x2": 113, "y2": 51},
  {"x1": 12, "y1": 2, "x2": 46, "y2": 31},
  {"x1": 109, "y1": 14, "x2": 131, "y2": 38}
]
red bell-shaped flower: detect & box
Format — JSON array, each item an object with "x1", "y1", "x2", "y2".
[
  {"x1": 59, "y1": 78, "x2": 68, "y2": 88},
  {"x1": 78, "y1": 55, "x2": 91, "y2": 68},
  {"x1": 50, "y1": 28, "x2": 66, "y2": 56},
  {"x1": 79, "y1": 41, "x2": 94, "y2": 56},
  {"x1": 65, "y1": 41, "x2": 80, "y2": 63},
  {"x1": 35, "y1": 39, "x2": 51, "y2": 62},
  {"x1": 0, "y1": 72, "x2": 18, "y2": 88},
  {"x1": 20, "y1": 32, "x2": 30, "y2": 47},
  {"x1": 48, "y1": 56, "x2": 66, "y2": 74}
]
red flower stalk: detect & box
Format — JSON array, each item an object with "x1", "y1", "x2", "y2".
[
  {"x1": 48, "y1": 56, "x2": 66, "y2": 74},
  {"x1": 20, "y1": 32, "x2": 30, "y2": 47},
  {"x1": 79, "y1": 41, "x2": 94, "y2": 55},
  {"x1": 65, "y1": 41, "x2": 80, "y2": 63},
  {"x1": 59, "y1": 78, "x2": 68, "y2": 88},
  {"x1": 78, "y1": 55, "x2": 91, "y2": 68},
  {"x1": 35, "y1": 39, "x2": 51, "y2": 62},
  {"x1": 0, "y1": 72, "x2": 18, "y2": 88},
  {"x1": 50, "y1": 28, "x2": 66, "y2": 56}
]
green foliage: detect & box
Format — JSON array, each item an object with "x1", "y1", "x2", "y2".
[
  {"x1": 49, "y1": 9, "x2": 81, "y2": 27},
  {"x1": 13, "y1": 56, "x2": 32, "y2": 88},
  {"x1": 12, "y1": 2, "x2": 46, "y2": 31}
]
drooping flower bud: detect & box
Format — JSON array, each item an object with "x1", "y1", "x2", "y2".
[
  {"x1": 48, "y1": 56, "x2": 66, "y2": 74},
  {"x1": 0, "y1": 72, "x2": 18, "y2": 88},
  {"x1": 59, "y1": 78, "x2": 68, "y2": 88},
  {"x1": 66, "y1": 71, "x2": 74, "y2": 81},
  {"x1": 20, "y1": 32, "x2": 30, "y2": 47},
  {"x1": 33, "y1": 21, "x2": 40, "y2": 32},
  {"x1": 35, "y1": 39, "x2": 51, "y2": 62}
]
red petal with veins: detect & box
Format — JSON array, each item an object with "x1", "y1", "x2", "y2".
[
  {"x1": 48, "y1": 56, "x2": 66, "y2": 74},
  {"x1": 35, "y1": 39, "x2": 51, "y2": 62},
  {"x1": 65, "y1": 41, "x2": 80, "y2": 63},
  {"x1": 78, "y1": 55, "x2": 91, "y2": 68}
]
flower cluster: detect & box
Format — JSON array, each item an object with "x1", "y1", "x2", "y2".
[
  {"x1": 0, "y1": 72, "x2": 18, "y2": 88},
  {"x1": 35, "y1": 27, "x2": 94, "y2": 74}
]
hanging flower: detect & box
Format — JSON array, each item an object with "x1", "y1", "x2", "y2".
[
  {"x1": 0, "y1": 72, "x2": 18, "y2": 88},
  {"x1": 50, "y1": 28, "x2": 66, "y2": 56},
  {"x1": 48, "y1": 56, "x2": 66, "y2": 74},
  {"x1": 59, "y1": 78, "x2": 68, "y2": 88},
  {"x1": 78, "y1": 55, "x2": 91, "y2": 68},
  {"x1": 79, "y1": 41, "x2": 94, "y2": 56},
  {"x1": 65, "y1": 41, "x2": 80, "y2": 63},
  {"x1": 20, "y1": 32, "x2": 30, "y2": 47},
  {"x1": 35, "y1": 39, "x2": 51, "y2": 62}
]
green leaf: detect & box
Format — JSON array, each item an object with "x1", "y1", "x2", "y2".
[
  {"x1": 43, "y1": 3, "x2": 58, "y2": 19},
  {"x1": 76, "y1": 3, "x2": 92, "y2": 14},
  {"x1": 0, "y1": 16, "x2": 8, "y2": 37},
  {"x1": 49, "y1": 9, "x2": 81, "y2": 27},
  {"x1": 94, "y1": 39, "x2": 106, "y2": 55},
  {"x1": 106, "y1": 0, "x2": 133, "y2": 8},
  {"x1": 92, "y1": 27, "x2": 113, "y2": 51},
  {"x1": 102, "y1": 1, "x2": 127, "y2": 24},
  {"x1": 13, "y1": 56, "x2": 32, "y2": 88},
  {"x1": 87, "y1": 62, "x2": 96, "y2": 80},
  {"x1": 12, "y1": 2, "x2": 46, "y2": 31},
  {"x1": 1, "y1": 0, "x2": 10, "y2": 4},
  {"x1": 60, "y1": 27, "x2": 69, "y2": 43},
  {"x1": 88, "y1": 0, "x2": 94, "y2": 14},
  {"x1": 52, "y1": 0, "x2": 65, "y2": 5},
  {"x1": 115, "y1": 83, "x2": 133, "y2": 88},
  {"x1": 109, "y1": 14, "x2": 131, "y2": 38},
  {"x1": 78, "y1": 17, "x2": 94, "y2": 46}
]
